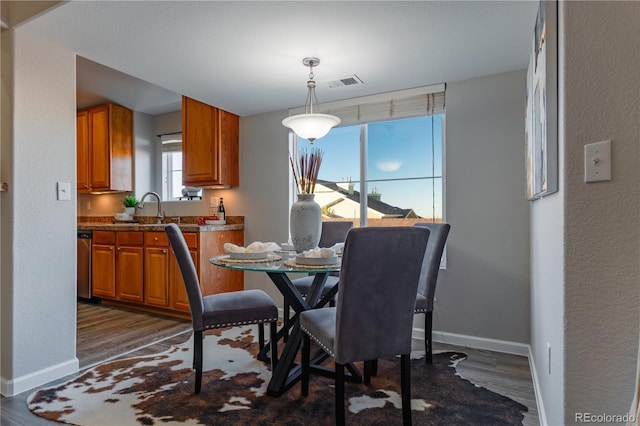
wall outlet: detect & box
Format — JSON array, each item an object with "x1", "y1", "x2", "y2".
[
  {"x1": 87, "y1": 201, "x2": 91, "y2": 210},
  {"x1": 547, "y1": 342, "x2": 552, "y2": 374}
]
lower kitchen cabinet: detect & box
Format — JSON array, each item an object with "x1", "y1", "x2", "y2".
[
  {"x1": 92, "y1": 231, "x2": 116, "y2": 298},
  {"x1": 115, "y1": 232, "x2": 144, "y2": 302},
  {"x1": 91, "y1": 228, "x2": 243, "y2": 318},
  {"x1": 169, "y1": 232, "x2": 199, "y2": 313}
]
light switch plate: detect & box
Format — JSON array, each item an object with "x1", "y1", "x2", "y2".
[
  {"x1": 584, "y1": 140, "x2": 611, "y2": 183},
  {"x1": 57, "y1": 182, "x2": 71, "y2": 201}
]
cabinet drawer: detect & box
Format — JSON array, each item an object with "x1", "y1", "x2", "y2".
[
  {"x1": 145, "y1": 232, "x2": 169, "y2": 247},
  {"x1": 93, "y1": 231, "x2": 115, "y2": 244},
  {"x1": 116, "y1": 231, "x2": 143, "y2": 246}
]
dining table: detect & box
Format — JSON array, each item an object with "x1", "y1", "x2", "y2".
[{"x1": 209, "y1": 251, "x2": 362, "y2": 397}]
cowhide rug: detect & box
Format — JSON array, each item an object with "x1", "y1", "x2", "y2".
[{"x1": 28, "y1": 325, "x2": 527, "y2": 425}]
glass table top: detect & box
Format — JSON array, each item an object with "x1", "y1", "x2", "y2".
[{"x1": 209, "y1": 253, "x2": 341, "y2": 274}]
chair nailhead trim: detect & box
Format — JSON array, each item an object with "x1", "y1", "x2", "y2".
[
  {"x1": 300, "y1": 325, "x2": 335, "y2": 358},
  {"x1": 203, "y1": 316, "x2": 279, "y2": 330},
  {"x1": 414, "y1": 309, "x2": 428, "y2": 313}
]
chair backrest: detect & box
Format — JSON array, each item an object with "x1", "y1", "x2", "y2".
[
  {"x1": 165, "y1": 223, "x2": 204, "y2": 329},
  {"x1": 319, "y1": 221, "x2": 353, "y2": 247},
  {"x1": 413, "y1": 222, "x2": 450, "y2": 311},
  {"x1": 334, "y1": 226, "x2": 430, "y2": 364}
]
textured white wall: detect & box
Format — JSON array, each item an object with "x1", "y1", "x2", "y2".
[
  {"x1": 562, "y1": 2, "x2": 640, "y2": 423},
  {"x1": 235, "y1": 110, "x2": 291, "y2": 305},
  {"x1": 237, "y1": 73, "x2": 532, "y2": 346},
  {"x1": 441, "y1": 70, "x2": 531, "y2": 344},
  {"x1": 1, "y1": 29, "x2": 78, "y2": 396},
  {"x1": 0, "y1": 25, "x2": 16, "y2": 394},
  {"x1": 133, "y1": 111, "x2": 155, "y2": 198}
]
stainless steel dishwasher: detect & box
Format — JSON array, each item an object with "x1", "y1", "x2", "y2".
[{"x1": 77, "y1": 230, "x2": 94, "y2": 301}]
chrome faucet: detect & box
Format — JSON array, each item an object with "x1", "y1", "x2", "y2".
[{"x1": 138, "y1": 191, "x2": 165, "y2": 224}]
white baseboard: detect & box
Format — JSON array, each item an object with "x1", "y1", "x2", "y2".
[
  {"x1": 528, "y1": 346, "x2": 548, "y2": 426},
  {"x1": 412, "y1": 326, "x2": 530, "y2": 356},
  {"x1": 1, "y1": 358, "x2": 79, "y2": 397}
]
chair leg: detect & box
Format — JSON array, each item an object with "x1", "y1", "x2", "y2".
[
  {"x1": 270, "y1": 321, "x2": 278, "y2": 369},
  {"x1": 301, "y1": 334, "x2": 310, "y2": 396},
  {"x1": 363, "y1": 360, "x2": 374, "y2": 385},
  {"x1": 425, "y1": 311, "x2": 433, "y2": 364},
  {"x1": 283, "y1": 299, "x2": 290, "y2": 342},
  {"x1": 336, "y1": 362, "x2": 346, "y2": 426},
  {"x1": 401, "y1": 354, "x2": 412, "y2": 426},
  {"x1": 194, "y1": 330, "x2": 203, "y2": 394},
  {"x1": 258, "y1": 323, "x2": 265, "y2": 352}
]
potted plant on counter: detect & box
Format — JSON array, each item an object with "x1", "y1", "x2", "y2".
[{"x1": 123, "y1": 195, "x2": 139, "y2": 216}]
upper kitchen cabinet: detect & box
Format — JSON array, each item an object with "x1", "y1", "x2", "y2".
[
  {"x1": 182, "y1": 96, "x2": 239, "y2": 187},
  {"x1": 77, "y1": 104, "x2": 133, "y2": 193}
]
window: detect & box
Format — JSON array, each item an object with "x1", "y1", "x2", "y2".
[
  {"x1": 160, "y1": 133, "x2": 183, "y2": 201},
  {"x1": 290, "y1": 85, "x2": 445, "y2": 228}
]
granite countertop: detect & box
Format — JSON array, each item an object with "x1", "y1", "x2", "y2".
[
  {"x1": 77, "y1": 223, "x2": 243, "y2": 232},
  {"x1": 77, "y1": 216, "x2": 244, "y2": 232}
]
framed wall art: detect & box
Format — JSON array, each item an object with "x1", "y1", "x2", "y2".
[{"x1": 525, "y1": 0, "x2": 558, "y2": 200}]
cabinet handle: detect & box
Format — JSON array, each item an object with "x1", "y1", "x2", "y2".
[
  {"x1": 163, "y1": 249, "x2": 168, "y2": 253},
  {"x1": 110, "y1": 247, "x2": 114, "y2": 251},
  {"x1": 117, "y1": 247, "x2": 121, "y2": 251},
  {"x1": 154, "y1": 237, "x2": 159, "y2": 241}
]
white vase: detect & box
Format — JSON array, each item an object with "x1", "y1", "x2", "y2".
[
  {"x1": 290, "y1": 193, "x2": 322, "y2": 253},
  {"x1": 124, "y1": 207, "x2": 135, "y2": 216}
]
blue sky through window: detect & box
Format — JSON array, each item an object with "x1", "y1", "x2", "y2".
[{"x1": 298, "y1": 115, "x2": 443, "y2": 220}]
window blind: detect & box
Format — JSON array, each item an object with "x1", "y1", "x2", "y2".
[
  {"x1": 160, "y1": 133, "x2": 182, "y2": 152},
  {"x1": 288, "y1": 83, "x2": 446, "y2": 126}
]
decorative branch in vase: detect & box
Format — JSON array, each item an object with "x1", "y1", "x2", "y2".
[
  {"x1": 289, "y1": 148, "x2": 324, "y2": 252},
  {"x1": 290, "y1": 148, "x2": 324, "y2": 194}
]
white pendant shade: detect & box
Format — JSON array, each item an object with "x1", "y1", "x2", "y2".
[
  {"x1": 282, "y1": 113, "x2": 341, "y2": 141},
  {"x1": 282, "y1": 57, "x2": 341, "y2": 142}
]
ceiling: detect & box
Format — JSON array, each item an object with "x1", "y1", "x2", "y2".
[{"x1": 18, "y1": 1, "x2": 539, "y2": 117}]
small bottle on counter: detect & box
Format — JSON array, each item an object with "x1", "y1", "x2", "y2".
[{"x1": 218, "y1": 198, "x2": 225, "y2": 221}]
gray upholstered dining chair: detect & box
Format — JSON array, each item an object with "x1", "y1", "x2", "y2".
[
  {"x1": 165, "y1": 223, "x2": 279, "y2": 394},
  {"x1": 300, "y1": 226, "x2": 430, "y2": 426},
  {"x1": 413, "y1": 222, "x2": 450, "y2": 363},
  {"x1": 283, "y1": 221, "x2": 353, "y2": 334}
]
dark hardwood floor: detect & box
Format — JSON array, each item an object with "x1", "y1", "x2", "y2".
[{"x1": 1, "y1": 307, "x2": 539, "y2": 425}]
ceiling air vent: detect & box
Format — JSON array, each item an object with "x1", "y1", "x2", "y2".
[{"x1": 327, "y1": 74, "x2": 363, "y2": 89}]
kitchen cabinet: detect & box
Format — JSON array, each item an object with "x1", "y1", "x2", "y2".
[
  {"x1": 76, "y1": 111, "x2": 90, "y2": 191},
  {"x1": 182, "y1": 96, "x2": 239, "y2": 187},
  {"x1": 169, "y1": 232, "x2": 199, "y2": 312},
  {"x1": 89, "y1": 227, "x2": 243, "y2": 318},
  {"x1": 77, "y1": 103, "x2": 133, "y2": 193},
  {"x1": 91, "y1": 231, "x2": 116, "y2": 298},
  {"x1": 199, "y1": 230, "x2": 244, "y2": 295},
  {"x1": 115, "y1": 232, "x2": 144, "y2": 302},
  {"x1": 144, "y1": 232, "x2": 170, "y2": 307}
]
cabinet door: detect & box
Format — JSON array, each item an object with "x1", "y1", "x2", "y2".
[
  {"x1": 144, "y1": 247, "x2": 169, "y2": 307},
  {"x1": 182, "y1": 96, "x2": 219, "y2": 185},
  {"x1": 116, "y1": 246, "x2": 144, "y2": 302},
  {"x1": 88, "y1": 105, "x2": 110, "y2": 191},
  {"x1": 170, "y1": 248, "x2": 198, "y2": 312},
  {"x1": 108, "y1": 104, "x2": 133, "y2": 191},
  {"x1": 92, "y1": 244, "x2": 116, "y2": 298},
  {"x1": 199, "y1": 230, "x2": 244, "y2": 296},
  {"x1": 76, "y1": 111, "x2": 90, "y2": 192},
  {"x1": 218, "y1": 109, "x2": 240, "y2": 186}
]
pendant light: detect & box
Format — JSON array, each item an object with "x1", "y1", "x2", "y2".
[{"x1": 282, "y1": 57, "x2": 341, "y2": 143}]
